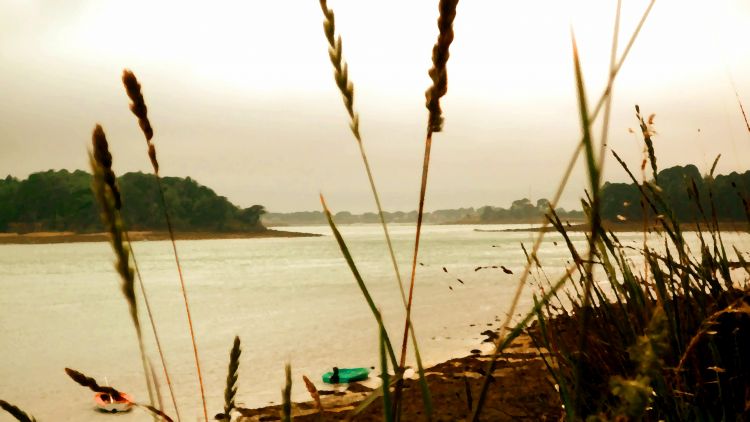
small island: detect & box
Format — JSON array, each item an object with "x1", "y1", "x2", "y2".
[{"x1": 0, "y1": 170, "x2": 319, "y2": 244}]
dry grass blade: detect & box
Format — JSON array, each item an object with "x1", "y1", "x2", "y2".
[
  {"x1": 302, "y1": 375, "x2": 323, "y2": 420},
  {"x1": 0, "y1": 400, "x2": 37, "y2": 422},
  {"x1": 121, "y1": 69, "x2": 208, "y2": 422},
  {"x1": 281, "y1": 363, "x2": 292, "y2": 422},
  {"x1": 221, "y1": 336, "x2": 242, "y2": 421}
]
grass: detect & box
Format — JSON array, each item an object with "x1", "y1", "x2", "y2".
[{"x1": 2, "y1": 1, "x2": 750, "y2": 421}]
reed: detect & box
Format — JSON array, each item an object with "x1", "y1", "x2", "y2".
[
  {"x1": 316, "y1": 0, "x2": 432, "y2": 416},
  {"x1": 65, "y1": 368, "x2": 174, "y2": 422},
  {"x1": 390, "y1": 1, "x2": 459, "y2": 417},
  {"x1": 89, "y1": 125, "x2": 157, "y2": 412},
  {"x1": 399, "y1": 0, "x2": 459, "y2": 360},
  {"x1": 320, "y1": 194, "x2": 398, "y2": 369},
  {"x1": 470, "y1": 2, "x2": 656, "y2": 419},
  {"x1": 122, "y1": 69, "x2": 208, "y2": 422},
  {"x1": 0, "y1": 400, "x2": 36, "y2": 422}
]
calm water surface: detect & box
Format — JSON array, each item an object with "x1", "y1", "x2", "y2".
[{"x1": 1, "y1": 224, "x2": 748, "y2": 421}]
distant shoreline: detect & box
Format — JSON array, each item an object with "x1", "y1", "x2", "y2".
[
  {"x1": 475, "y1": 220, "x2": 749, "y2": 233},
  {"x1": 0, "y1": 229, "x2": 321, "y2": 245}
]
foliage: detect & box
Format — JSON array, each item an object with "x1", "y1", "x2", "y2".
[
  {"x1": 0, "y1": 170, "x2": 266, "y2": 233},
  {"x1": 600, "y1": 164, "x2": 750, "y2": 223},
  {"x1": 478, "y1": 198, "x2": 584, "y2": 223}
]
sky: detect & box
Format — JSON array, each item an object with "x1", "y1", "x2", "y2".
[{"x1": 1, "y1": 0, "x2": 749, "y2": 213}]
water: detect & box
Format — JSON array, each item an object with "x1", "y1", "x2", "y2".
[{"x1": 0, "y1": 224, "x2": 747, "y2": 421}]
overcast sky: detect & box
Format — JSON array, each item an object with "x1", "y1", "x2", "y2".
[{"x1": 1, "y1": 0, "x2": 749, "y2": 212}]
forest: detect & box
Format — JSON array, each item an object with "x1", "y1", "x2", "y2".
[{"x1": 0, "y1": 170, "x2": 266, "y2": 233}]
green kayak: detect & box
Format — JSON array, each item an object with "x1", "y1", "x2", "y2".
[{"x1": 322, "y1": 367, "x2": 370, "y2": 384}]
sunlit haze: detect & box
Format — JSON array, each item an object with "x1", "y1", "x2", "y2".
[{"x1": 1, "y1": 0, "x2": 749, "y2": 212}]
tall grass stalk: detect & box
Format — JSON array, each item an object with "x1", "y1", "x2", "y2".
[
  {"x1": 395, "y1": 3, "x2": 459, "y2": 417},
  {"x1": 89, "y1": 125, "x2": 157, "y2": 415},
  {"x1": 470, "y1": 2, "x2": 656, "y2": 419},
  {"x1": 122, "y1": 69, "x2": 208, "y2": 422},
  {"x1": 316, "y1": 0, "x2": 432, "y2": 416}
]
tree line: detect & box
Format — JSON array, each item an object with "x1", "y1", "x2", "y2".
[
  {"x1": 0, "y1": 170, "x2": 266, "y2": 233},
  {"x1": 600, "y1": 164, "x2": 750, "y2": 223}
]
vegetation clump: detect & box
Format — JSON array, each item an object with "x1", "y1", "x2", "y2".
[{"x1": 0, "y1": 170, "x2": 266, "y2": 233}]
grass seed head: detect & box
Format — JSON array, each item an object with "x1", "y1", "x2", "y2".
[{"x1": 425, "y1": 0, "x2": 459, "y2": 134}]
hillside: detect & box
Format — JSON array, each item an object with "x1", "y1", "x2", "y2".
[{"x1": 0, "y1": 170, "x2": 266, "y2": 233}]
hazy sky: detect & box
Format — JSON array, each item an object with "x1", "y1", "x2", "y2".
[{"x1": 1, "y1": 0, "x2": 749, "y2": 212}]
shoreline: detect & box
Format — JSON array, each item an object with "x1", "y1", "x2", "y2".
[
  {"x1": 236, "y1": 333, "x2": 560, "y2": 421},
  {"x1": 476, "y1": 220, "x2": 749, "y2": 233},
  {"x1": 0, "y1": 229, "x2": 321, "y2": 245}
]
